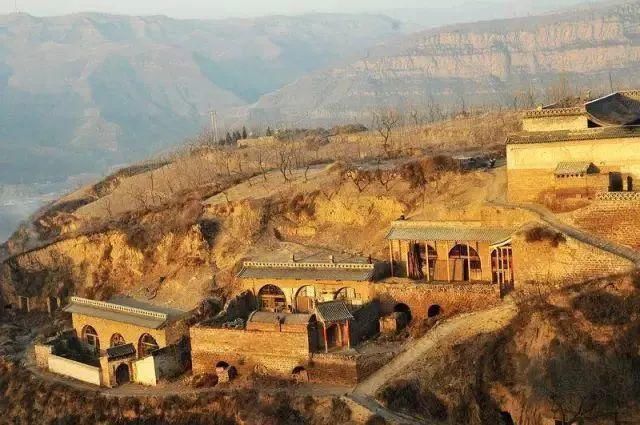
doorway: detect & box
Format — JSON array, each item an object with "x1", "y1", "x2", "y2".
[
  {"x1": 115, "y1": 363, "x2": 130, "y2": 385},
  {"x1": 609, "y1": 172, "x2": 623, "y2": 192}
]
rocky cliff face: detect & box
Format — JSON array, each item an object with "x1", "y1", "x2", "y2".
[{"x1": 245, "y1": 1, "x2": 640, "y2": 126}]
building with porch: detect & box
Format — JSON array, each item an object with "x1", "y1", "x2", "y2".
[
  {"x1": 35, "y1": 296, "x2": 192, "y2": 387},
  {"x1": 386, "y1": 220, "x2": 514, "y2": 288},
  {"x1": 507, "y1": 90, "x2": 640, "y2": 202}
]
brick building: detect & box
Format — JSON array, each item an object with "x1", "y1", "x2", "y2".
[
  {"x1": 237, "y1": 257, "x2": 387, "y2": 312},
  {"x1": 36, "y1": 296, "x2": 192, "y2": 387},
  {"x1": 507, "y1": 91, "x2": 640, "y2": 202}
]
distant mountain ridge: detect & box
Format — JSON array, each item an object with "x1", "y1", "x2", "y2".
[
  {"x1": 0, "y1": 12, "x2": 404, "y2": 184},
  {"x1": 243, "y1": 0, "x2": 640, "y2": 126}
]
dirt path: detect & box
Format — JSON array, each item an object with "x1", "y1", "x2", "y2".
[{"x1": 353, "y1": 300, "x2": 518, "y2": 399}]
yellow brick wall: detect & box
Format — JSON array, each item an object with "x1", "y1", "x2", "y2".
[
  {"x1": 511, "y1": 231, "x2": 634, "y2": 289},
  {"x1": 70, "y1": 313, "x2": 188, "y2": 353},
  {"x1": 190, "y1": 326, "x2": 311, "y2": 375},
  {"x1": 241, "y1": 277, "x2": 375, "y2": 308},
  {"x1": 374, "y1": 282, "x2": 501, "y2": 319},
  {"x1": 507, "y1": 137, "x2": 640, "y2": 202}
]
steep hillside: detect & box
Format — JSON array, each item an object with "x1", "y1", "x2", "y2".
[
  {"x1": 376, "y1": 273, "x2": 640, "y2": 424},
  {"x1": 244, "y1": 0, "x2": 640, "y2": 126},
  {"x1": 0, "y1": 12, "x2": 403, "y2": 185},
  {"x1": 0, "y1": 111, "x2": 518, "y2": 310}
]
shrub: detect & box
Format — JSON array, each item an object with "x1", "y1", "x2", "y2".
[
  {"x1": 524, "y1": 226, "x2": 566, "y2": 247},
  {"x1": 377, "y1": 379, "x2": 447, "y2": 420},
  {"x1": 572, "y1": 290, "x2": 632, "y2": 325},
  {"x1": 330, "y1": 397, "x2": 352, "y2": 423},
  {"x1": 190, "y1": 373, "x2": 218, "y2": 388}
]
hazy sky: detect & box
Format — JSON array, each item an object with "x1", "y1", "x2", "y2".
[{"x1": 1, "y1": 0, "x2": 518, "y2": 19}]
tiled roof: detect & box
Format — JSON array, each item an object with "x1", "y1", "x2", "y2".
[
  {"x1": 315, "y1": 301, "x2": 354, "y2": 323},
  {"x1": 507, "y1": 127, "x2": 640, "y2": 145},
  {"x1": 106, "y1": 343, "x2": 136, "y2": 359},
  {"x1": 554, "y1": 162, "x2": 594, "y2": 176},
  {"x1": 63, "y1": 297, "x2": 187, "y2": 329},
  {"x1": 237, "y1": 261, "x2": 376, "y2": 282},
  {"x1": 523, "y1": 106, "x2": 585, "y2": 118},
  {"x1": 585, "y1": 92, "x2": 640, "y2": 126},
  {"x1": 386, "y1": 222, "x2": 513, "y2": 245}
]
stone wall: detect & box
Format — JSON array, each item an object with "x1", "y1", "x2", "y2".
[
  {"x1": 511, "y1": 228, "x2": 635, "y2": 290},
  {"x1": 374, "y1": 281, "x2": 501, "y2": 319},
  {"x1": 190, "y1": 326, "x2": 311, "y2": 376},
  {"x1": 34, "y1": 343, "x2": 53, "y2": 368}
]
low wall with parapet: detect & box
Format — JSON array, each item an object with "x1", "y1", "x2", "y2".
[{"x1": 48, "y1": 354, "x2": 102, "y2": 386}]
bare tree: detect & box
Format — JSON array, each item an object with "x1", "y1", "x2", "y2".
[{"x1": 373, "y1": 109, "x2": 401, "y2": 158}]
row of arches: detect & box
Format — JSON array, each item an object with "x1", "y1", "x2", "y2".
[
  {"x1": 257, "y1": 285, "x2": 356, "y2": 313},
  {"x1": 81, "y1": 325, "x2": 159, "y2": 357},
  {"x1": 407, "y1": 242, "x2": 513, "y2": 284}
]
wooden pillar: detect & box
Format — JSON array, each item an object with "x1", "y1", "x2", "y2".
[
  {"x1": 389, "y1": 240, "x2": 394, "y2": 277},
  {"x1": 346, "y1": 320, "x2": 351, "y2": 350},
  {"x1": 506, "y1": 247, "x2": 512, "y2": 284},
  {"x1": 337, "y1": 322, "x2": 343, "y2": 348},
  {"x1": 323, "y1": 322, "x2": 328, "y2": 353},
  {"x1": 404, "y1": 241, "x2": 410, "y2": 277},
  {"x1": 466, "y1": 241, "x2": 472, "y2": 282},
  {"x1": 425, "y1": 241, "x2": 431, "y2": 282},
  {"x1": 446, "y1": 241, "x2": 451, "y2": 283}
]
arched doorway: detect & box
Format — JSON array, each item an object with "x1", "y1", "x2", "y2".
[
  {"x1": 258, "y1": 284, "x2": 287, "y2": 312},
  {"x1": 335, "y1": 287, "x2": 356, "y2": 305},
  {"x1": 115, "y1": 363, "x2": 130, "y2": 385},
  {"x1": 138, "y1": 333, "x2": 159, "y2": 358},
  {"x1": 448, "y1": 244, "x2": 481, "y2": 281},
  {"x1": 295, "y1": 286, "x2": 316, "y2": 313},
  {"x1": 81, "y1": 325, "x2": 100, "y2": 352},
  {"x1": 628, "y1": 176, "x2": 634, "y2": 192},
  {"x1": 393, "y1": 303, "x2": 412, "y2": 323},
  {"x1": 427, "y1": 304, "x2": 442, "y2": 318},
  {"x1": 407, "y1": 243, "x2": 437, "y2": 280},
  {"x1": 110, "y1": 333, "x2": 125, "y2": 347}
]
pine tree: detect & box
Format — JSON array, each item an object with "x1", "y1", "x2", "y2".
[
  {"x1": 266, "y1": 126, "x2": 273, "y2": 137},
  {"x1": 225, "y1": 132, "x2": 232, "y2": 145},
  {"x1": 242, "y1": 126, "x2": 248, "y2": 139}
]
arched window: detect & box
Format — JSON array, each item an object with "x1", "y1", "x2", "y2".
[
  {"x1": 408, "y1": 243, "x2": 437, "y2": 280},
  {"x1": 138, "y1": 333, "x2": 159, "y2": 358},
  {"x1": 110, "y1": 333, "x2": 126, "y2": 347},
  {"x1": 449, "y1": 244, "x2": 482, "y2": 281},
  {"x1": 335, "y1": 287, "x2": 357, "y2": 303},
  {"x1": 258, "y1": 284, "x2": 287, "y2": 312},
  {"x1": 82, "y1": 325, "x2": 100, "y2": 352},
  {"x1": 295, "y1": 285, "x2": 316, "y2": 313}
]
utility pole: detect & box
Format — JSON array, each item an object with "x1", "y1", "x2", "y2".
[{"x1": 209, "y1": 110, "x2": 218, "y2": 143}]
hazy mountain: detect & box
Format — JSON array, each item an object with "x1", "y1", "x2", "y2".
[
  {"x1": 382, "y1": 0, "x2": 601, "y2": 29},
  {"x1": 243, "y1": 0, "x2": 640, "y2": 126},
  {"x1": 0, "y1": 12, "x2": 406, "y2": 185}
]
